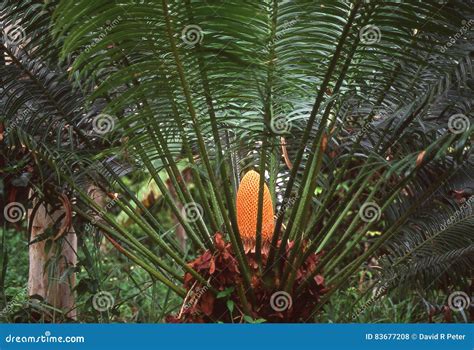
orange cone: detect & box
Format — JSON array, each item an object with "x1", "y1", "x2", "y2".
[{"x1": 235, "y1": 170, "x2": 274, "y2": 247}]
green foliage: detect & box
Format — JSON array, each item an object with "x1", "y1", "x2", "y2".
[
  {"x1": 1, "y1": 0, "x2": 472, "y2": 322},
  {"x1": 0, "y1": 228, "x2": 28, "y2": 316}
]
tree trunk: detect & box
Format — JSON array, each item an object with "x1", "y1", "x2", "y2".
[{"x1": 28, "y1": 199, "x2": 77, "y2": 320}]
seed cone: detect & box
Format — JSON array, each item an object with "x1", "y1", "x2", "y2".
[
  {"x1": 168, "y1": 172, "x2": 327, "y2": 323},
  {"x1": 235, "y1": 170, "x2": 274, "y2": 246}
]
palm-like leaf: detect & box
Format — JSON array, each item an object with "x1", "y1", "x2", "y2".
[{"x1": 1, "y1": 0, "x2": 473, "y2": 322}]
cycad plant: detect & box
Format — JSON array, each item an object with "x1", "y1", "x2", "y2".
[{"x1": 1, "y1": 0, "x2": 473, "y2": 322}]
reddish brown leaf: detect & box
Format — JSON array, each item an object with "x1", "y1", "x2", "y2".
[
  {"x1": 314, "y1": 275, "x2": 324, "y2": 285},
  {"x1": 172, "y1": 233, "x2": 326, "y2": 323},
  {"x1": 443, "y1": 306, "x2": 452, "y2": 323},
  {"x1": 280, "y1": 137, "x2": 293, "y2": 170},
  {"x1": 209, "y1": 257, "x2": 216, "y2": 274},
  {"x1": 200, "y1": 292, "x2": 214, "y2": 316},
  {"x1": 321, "y1": 133, "x2": 328, "y2": 153},
  {"x1": 184, "y1": 273, "x2": 193, "y2": 286},
  {"x1": 215, "y1": 233, "x2": 225, "y2": 250}
]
